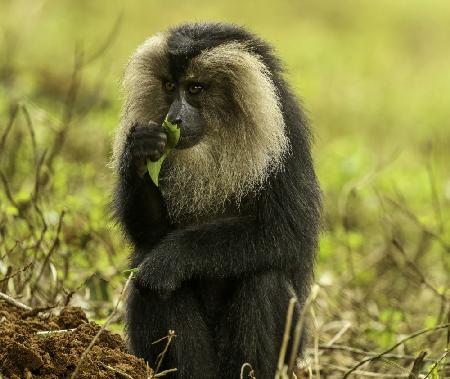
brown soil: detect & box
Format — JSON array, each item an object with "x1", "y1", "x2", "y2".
[{"x1": 0, "y1": 301, "x2": 153, "y2": 379}]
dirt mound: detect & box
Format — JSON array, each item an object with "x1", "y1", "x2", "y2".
[{"x1": 0, "y1": 301, "x2": 153, "y2": 379}]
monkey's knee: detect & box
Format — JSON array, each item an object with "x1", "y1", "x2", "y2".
[{"x1": 126, "y1": 284, "x2": 220, "y2": 378}]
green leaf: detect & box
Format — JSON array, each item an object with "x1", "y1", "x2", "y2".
[
  {"x1": 147, "y1": 118, "x2": 180, "y2": 186},
  {"x1": 122, "y1": 268, "x2": 140, "y2": 277}
]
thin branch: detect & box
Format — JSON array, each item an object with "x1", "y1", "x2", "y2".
[
  {"x1": 0, "y1": 291, "x2": 32, "y2": 311},
  {"x1": 30, "y1": 210, "x2": 65, "y2": 297},
  {"x1": 0, "y1": 262, "x2": 33, "y2": 283},
  {"x1": 70, "y1": 272, "x2": 133, "y2": 379},
  {"x1": 84, "y1": 11, "x2": 123, "y2": 65},
  {"x1": 21, "y1": 103, "x2": 38, "y2": 164},
  {"x1": 317, "y1": 344, "x2": 436, "y2": 363},
  {"x1": 46, "y1": 46, "x2": 84, "y2": 170},
  {"x1": 240, "y1": 363, "x2": 256, "y2": 379},
  {"x1": 384, "y1": 196, "x2": 450, "y2": 252},
  {"x1": 153, "y1": 330, "x2": 177, "y2": 374},
  {"x1": 425, "y1": 151, "x2": 443, "y2": 233},
  {"x1": 392, "y1": 238, "x2": 448, "y2": 303},
  {"x1": 99, "y1": 363, "x2": 133, "y2": 379},
  {"x1": 288, "y1": 285, "x2": 319, "y2": 374},
  {"x1": 0, "y1": 103, "x2": 19, "y2": 151},
  {"x1": 323, "y1": 363, "x2": 410, "y2": 378},
  {"x1": 0, "y1": 170, "x2": 34, "y2": 233},
  {"x1": 276, "y1": 297, "x2": 297, "y2": 378},
  {"x1": 33, "y1": 149, "x2": 48, "y2": 202},
  {"x1": 423, "y1": 350, "x2": 449, "y2": 379},
  {"x1": 408, "y1": 351, "x2": 427, "y2": 379},
  {"x1": 153, "y1": 368, "x2": 178, "y2": 378},
  {"x1": 342, "y1": 323, "x2": 450, "y2": 378}
]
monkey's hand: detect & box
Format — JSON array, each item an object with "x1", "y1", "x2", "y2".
[
  {"x1": 123, "y1": 121, "x2": 167, "y2": 176},
  {"x1": 134, "y1": 243, "x2": 184, "y2": 295}
]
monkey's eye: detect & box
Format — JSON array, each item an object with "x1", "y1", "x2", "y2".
[
  {"x1": 188, "y1": 83, "x2": 203, "y2": 95},
  {"x1": 164, "y1": 81, "x2": 176, "y2": 92}
]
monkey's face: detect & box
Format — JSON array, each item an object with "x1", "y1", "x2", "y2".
[
  {"x1": 162, "y1": 79, "x2": 207, "y2": 149},
  {"x1": 113, "y1": 31, "x2": 290, "y2": 222}
]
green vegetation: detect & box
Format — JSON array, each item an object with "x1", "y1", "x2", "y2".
[
  {"x1": 147, "y1": 119, "x2": 180, "y2": 186},
  {"x1": 0, "y1": 0, "x2": 449, "y2": 377}
]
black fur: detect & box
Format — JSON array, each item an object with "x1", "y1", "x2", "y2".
[{"x1": 113, "y1": 23, "x2": 321, "y2": 379}]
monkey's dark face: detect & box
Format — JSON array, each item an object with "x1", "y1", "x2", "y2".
[{"x1": 163, "y1": 79, "x2": 207, "y2": 149}]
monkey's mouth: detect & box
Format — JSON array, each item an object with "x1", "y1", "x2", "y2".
[{"x1": 176, "y1": 134, "x2": 202, "y2": 149}]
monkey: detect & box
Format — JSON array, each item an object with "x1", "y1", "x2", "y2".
[{"x1": 111, "y1": 23, "x2": 321, "y2": 379}]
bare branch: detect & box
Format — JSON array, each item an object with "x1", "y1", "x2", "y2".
[
  {"x1": 408, "y1": 351, "x2": 427, "y2": 379},
  {"x1": 153, "y1": 330, "x2": 177, "y2": 375},
  {"x1": 30, "y1": 210, "x2": 65, "y2": 297},
  {"x1": 276, "y1": 297, "x2": 297, "y2": 378},
  {"x1": 0, "y1": 103, "x2": 19, "y2": 151},
  {"x1": 70, "y1": 272, "x2": 134, "y2": 379},
  {"x1": 21, "y1": 103, "x2": 38, "y2": 164},
  {"x1": 84, "y1": 11, "x2": 123, "y2": 65},
  {"x1": 288, "y1": 285, "x2": 319, "y2": 374},
  {"x1": 342, "y1": 323, "x2": 450, "y2": 378},
  {"x1": 0, "y1": 291, "x2": 32, "y2": 311}
]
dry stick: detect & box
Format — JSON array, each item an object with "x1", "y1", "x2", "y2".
[
  {"x1": 425, "y1": 153, "x2": 443, "y2": 234},
  {"x1": 99, "y1": 362, "x2": 133, "y2": 379},
  {"x1": 342, "y1": 323, "x2": 450, "y2": 378},
  {"x1": 240, "y1": 363, "x2": 256, "y2": 379},
  {"x1": 317, "y1": 344, "x2": 437, "y2": 363},
  {"x1": 0, "y1": 103, "x2": 19, "y2": 151},
  {"x1": 84, "y1": 11, "x2": 123, "y2": 65},
  {"x1": 384, "y1": 196, "x2": 450, "y2": 253},
  {"x1": 30, "y1": 210, "x2": 65, "y2": 298},
  {"x1": 423, "y1": 350, "x2": 449, "y2": 379},
  {"x1": 0, "y1": 262, "x2": 33, "y2": 284},
  {"x1": 407, "y1": 351, "x2": 427, "y2": 379},
  {"x1": 310, "y1": 306, "x2": 320, "y2": 379},
  {"x1": 0, "y1": 267, "x2": 12, "y2": 293},
  {"x1": 288, "y1": 285, "x2": 319, "y2": 375},
  {"x1": 0, "y1": 291, "x2": 32, "y2": 311},
  {"x1": 153, "y1": 330, "x2": 177, "y2": 374},
  {"x1": 33, "y1": 149, "x2": 48, "y2": 202},
  {"x1": 36, "y1": 329, "x2": 76, "y2": 338},
  {"x1": 0, "y1": 170, "x2": 34, "y2": 234},
  {"x1": 323, "y1": 363, "x2": 410, "y2": 378},
  {"x1": 21, "y1": 103, "x2": 38, "y2": 164},
  {"x1": 392, "y1": 239, "x2": 448, "y2": 303},
  {"x1": 46, "y1": 14, "x2": 122, "y2": 171},
  {"x1": 70, "y1": 272, "x2": 134, "y2": 379},
  {"x1": 324, "y1": 321, "x2": 351, "y2": 347},
  {"x1": 153, "y1": 368, "x2": 178, "y2": 378},
  {"x1": 46, "y1": 47, "x2": 83, "y2": 171},
  {"x1": 275, "y1": 297, "x2": 297, "y2": 378}
]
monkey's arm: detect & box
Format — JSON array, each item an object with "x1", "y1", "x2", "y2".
[
  {"x1": 135, "y1": 211, "x2": 316, "y2": 292},
  {"x1": 113, "y1": 123, "x2": 170, "y2": 248}
]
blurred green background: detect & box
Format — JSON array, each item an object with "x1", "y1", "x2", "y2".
[{"x1": 1, "y1": 0, "x2": 449, "y2": 376}]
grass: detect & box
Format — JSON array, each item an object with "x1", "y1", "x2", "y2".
[{"x1": 0, "y1": 0, "x2": 449, "y2": 377}]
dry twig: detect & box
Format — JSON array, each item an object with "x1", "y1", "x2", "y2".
[
  {"x1": 0, "y1": 291, "x2": 32, "y2": 311},
  {"x1": 342, "y1": 323, "x2": 450, "y2": 378},
  {"x1": 70, "y1": 272, "x2": 133, "y2": 379},
  {"x1": 275, "y1": 297, "x2": 297, "y2": 378}
]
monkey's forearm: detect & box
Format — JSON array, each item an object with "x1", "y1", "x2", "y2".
[
  {"x1": 171, "y1": 220, "x2": 306, "y2": 276},
  {"x1": 114, "y1": 169, "x2": 169, "y2": 247},
  {"x1": 136, "y1": 216, "x2": 312, "y2": 292}
]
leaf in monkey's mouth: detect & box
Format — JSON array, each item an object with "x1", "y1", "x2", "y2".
[{"x1": 147, "y1": 119, "x2": 180, "y2": 186}]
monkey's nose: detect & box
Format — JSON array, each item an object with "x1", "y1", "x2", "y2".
[
  {"x1": 168, "y1": 115, "x2": 182, "y2": 125},
  {"x1": 167, "y1": 103, "x2": 182, "y2": 125}
]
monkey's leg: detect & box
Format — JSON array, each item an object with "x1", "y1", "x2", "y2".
[
  {"x1": 216, "y1": 272, "x2": 293, "y2": 379},
  {"x1": 126, "y1": 284, "x2": 221, "y2": 379}
]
